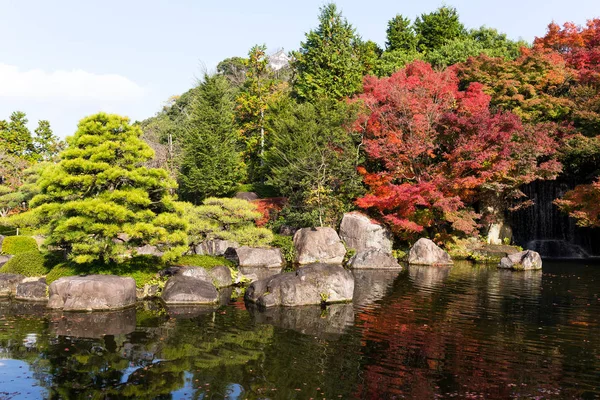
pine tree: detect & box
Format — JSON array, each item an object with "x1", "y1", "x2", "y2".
[
  {"x1": 29, "y1": 113, "x2": 187, "y2": 264},
  {"x1": 178, "y1": 74, "x2": 243, "y2": 202},
  {"x1": 0, "y1": 111, "x2": 34, "y2": 160},
  {"x1": 386, "y1": 15, "x2": 417, "y2": 52},
  {"x1": 33, "y1": 120, "x2": 64, "y2": 161},
  {"x1": 291, "y1": 3, "x2": 363, "y2": 102},
  {"x1": 414, "y1": 6, "x2": 465, "y2": 52}
]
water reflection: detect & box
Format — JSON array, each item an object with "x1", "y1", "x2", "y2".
[
  {"x1": 408, "y1": 263, "x2": 452, "y2": 292},
  {"x1": 248, "y1": 303, "x2": 354, "y2": 339},
  {"x1": 49, "y1": 308, "x2": 137, "y2": 338},
  {"x1": 352, "y1": 269, "x2": 402, "y2": 306}
]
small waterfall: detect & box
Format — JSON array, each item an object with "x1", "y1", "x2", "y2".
[{"x1": 510, "y1": 181, "x2": 600, "y2": 258}]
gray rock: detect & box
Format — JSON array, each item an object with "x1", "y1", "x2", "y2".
[
  {"x1": 193, "y1": 239, "x2": 239, "y2": 256},
  {"x1": 49, "y1": 308, "x2": 137, "y2": 338},
  {"x1": 238, "y1": 267, "x2": 281, "y2": 282},
  {"x1": 0, "y1": 273, "x2": 25, "y2": 297},
  {"x1": 293, "y1": 227, "x2": 346, "y2": 265},
  {"x1": 209, "y1": 265, "x2": 233, "y2": 288},
  {"x1": 235, "y1": 191, "x2": 259, "y2": 201},
  {"x1": 48, "y1": 275, "x2": 137, "y2": 311},
  {"x1": 248, "y1": 303, "x2": 354, "y2": 339},
  {"x1": 134, "y1": 244, "x2": 164, "y2": 257},
  {"x1": 408, "y1": 238, "x2": 453, "y2": 266},
  {"x1": 278, "y1": 225, "x2": 298, "y2": 236},
  {"x1": 245, "y1": 263, "x2": 354, "y2": 307},
  {"x1": 0, "y1": 254, "x2": 12, "y2": 267},
  {"x1": 161, "y1": 275, "x2": 219, "y2": 305},
  {"x1": 15, "y1": 280, "x2": 48, "y2": 302},
  {"x1": 179, "y1": 266, "x2": 212, "y2": 281},
  {"x1": 0, "y1": 235, "x2": 4, "y2": 252},
  {"x1": 225, "y1": 246, "x2": 284, "y2": 269},
  {"x1": 339, "y1": 212, "x2": 393, "y2": 254},
  {"x1": 347, "y1": 248, "x2": 402, "y2": 269},
  {"x1": 499, "y1": 250, "x2": 542, "y2": 270}
]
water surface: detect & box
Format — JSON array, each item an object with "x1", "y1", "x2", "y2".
[{"x1": 1, "y1": 261, "x2": 599, "y2": 399}]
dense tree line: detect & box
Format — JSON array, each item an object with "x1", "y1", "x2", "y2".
[{"x1": 2, "y1": 3, "x2": 599, "y2": 265}]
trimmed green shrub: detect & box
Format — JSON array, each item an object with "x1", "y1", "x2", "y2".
[
  {"x1": 175, "y1": 255, "x2": 234, "y2": 269},
  {"x1": 1, "y1": 236, "x2": 38, "y2": 255},
  {"x1": 0, "y1": 251, "x2": 50, "y2": 276}
]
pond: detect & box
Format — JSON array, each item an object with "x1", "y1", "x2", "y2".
[{"x1": 1, "y1": 261, "x2": 599, "y2": 399}]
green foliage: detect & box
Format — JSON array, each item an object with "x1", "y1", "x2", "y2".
[
  {"x1": 29, "y1": 112, "x2": 188, "y2": 265},
  {"x1": 216, "y1": 56, "x2": 248, "y2": 87},
  {"x1": 181, "y1": 197, "x2": 273, "y2": 247},
  {"x1": 45, "y1": 256, "x2": 165, "y2": 287},
  {"x1": 376, "y1": 49, "x2": 423, "y2": 77},
  {"x1": 175, "y1": 254, "x2": 234, "y2": 269},
  {"x1": 426, "y1": 27, "x2": 526, "y2": 67},
  {"x1": 270, "y1": 234, "x2": 295, "y2": 265},
  {"x1": 235, "y1": 183, "x2": 279, "y2": 198},
  {"x1": 386, "y1": 14, "x2": 417, "y2": 52},
  {"x1": 178, "y1": 74, "x2": 243, "y2": 201},
  {"x1": 0, "y1": 250, "x2": 49, "y2": 276},
  {"x1": 356, "y1": 40, "x2": 383, "y2": 76},
  {"x1": 1, "y1": 235, "x2": 38, "y2": 255},
  {"x1": 414, "y1": 6, "x2": 465, "y2": 52},
  {"x1": 292, "y1": 3, "x2": 363, "y2": 101},
  {"x1": 265, "y1": 97, "x2": 364, "y2": 228},
  {"x1": 0, "y1": 162, "x2": 46, "y2": 218},
  {"x1": 33, "y1": 120, "x2": 64, "y2": 162},
  {"x1": 0, "y1": 111, "x2": 34, "y2": 160}
]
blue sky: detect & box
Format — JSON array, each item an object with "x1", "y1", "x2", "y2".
[{"x1": 0, "y1": 0, "x2": 598, "y2": 138}]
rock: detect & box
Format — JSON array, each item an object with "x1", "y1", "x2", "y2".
[
  {"x1": 134, "y1": 244, "x2": 164, "y2": 257},
  {"x1": 0, "y1": 235, "x2": 4, "y2": 252},
  {"x1": 235, "y1": 191, "x2": 259, "y2": 201},
  {"x1": 161, "y1": 275, "x2": 219, "y2": 305},
  {"x1": 339, "y1": 212, "x2": 393, "y2": 254},
  {"x1": 48, "y1": 275, "x2": 137, "y2": 311},
  {"x1": 15, "y1": 280, "x2": 48, "y2": 302},
  {"x1": 179, "y1": 266, "x2": 212, "y2": 281},
  {"x1": 0, "y1": 254, "x2": 13, "y2": 267},
  {"x1": 408, "y1": 238, "x2": 453, "y2": 266},
  {"x1": 245, "y1": 263, "x2": 354, "y2": 307},
  {"x1": 50, "y1": 308, "x2": 137, "y2": 338},
  {"x1": 278, "y1": 225, "x2": 298, "y2": 236},
  {"x1": 225, "y1": 246, "x2": 285, "y2": 269},
  {"x1": 293, "y1": 227, "x2": 346, "y2": 265},
  {"x1": 499, "y1": 250, "x2": 542, "y2": 270},
  {"x1": 248, "y1": 303, "x2": 354, "y2": 339},
  {"x1": 347, "y1": 248, "x2": 401, "y2": 269},
  {"x1": 136, "y1": 283, "x2": 161, "y2": 300},
  {"x1": 209, "y1": 265, "x2": 233, "y2": 288},
  {"x1": 193, "y1": 239, "x2": 239, "y2": 256},
  {"x1": 0, "y1": 273, "x2": 25, "y2": 297},
  {"x1": 159, "y1": 266, "x2": 182, "y2": 277}
]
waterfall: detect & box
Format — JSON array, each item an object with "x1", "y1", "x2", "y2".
[{"x1": 509, "y1": 181, "x2": 600, "y2": 258}]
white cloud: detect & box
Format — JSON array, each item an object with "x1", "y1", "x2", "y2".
[{"x1": 0, "y1": 64, "x2": 145, "y2": 101}]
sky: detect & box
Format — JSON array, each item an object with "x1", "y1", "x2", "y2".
[{"x1": 0, "y1": 0, "x2": 598, "y2": 138}]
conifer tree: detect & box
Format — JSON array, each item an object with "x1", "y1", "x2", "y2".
[
  {"x1": 33, "y1": 120, "x2": 64, "y2": 162},
  {"x1": 291, "y1": 3, "x2": 363, "y2": 101},
  {"x1": 386, "y1": 15, "x2": 417, "y2": 52},
  {"x1": 178, "y1": 74, "x2": 243, "y2": 202},
  {"x1": 30, "y1": 113, "x2": 187, "y2": 264},
  {"x1": 414, "y1": 6, "x2": 465, "y2": 52}
]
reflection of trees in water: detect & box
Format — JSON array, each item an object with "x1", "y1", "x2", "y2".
[{"x1": 353, "y1": 263, "x2": 600, "y2": 399}]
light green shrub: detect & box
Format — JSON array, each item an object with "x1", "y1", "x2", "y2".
[{"x1": 1, "y1": 236, "x2": 38, "y2": 255}]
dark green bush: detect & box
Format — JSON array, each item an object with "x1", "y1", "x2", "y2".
[
  {"x1": 1, "y1": 236, "x2": 38, "y2": 255},
  {"x1": 271, "y1": 234, "x2": 295, "y2": 265},
  {"x1": 235, "y1": 183, "x2": 279, "y2": 198},
  {"x1": 175, "y1": 255, "x2": 234, "y2": 269},
  {"x1": 0, "y1": 251, "x2": 50, "y2": 276}
]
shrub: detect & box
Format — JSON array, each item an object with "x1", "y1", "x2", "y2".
[
  {"x1": 271, "y1": 234, "x2": 295, "y2": 265},
  {"x1": 175, "y1": 255, "x2": 234, "y2": 269},
  {"x1": 0, "y1": 251, "x2": 50, "y2": 276},
  {"x1": 235, "y1": 183, "x2": 279, "y2": 198},
  {"x1": 1, "y1": 236, "x2": 38, "y2": 255}
]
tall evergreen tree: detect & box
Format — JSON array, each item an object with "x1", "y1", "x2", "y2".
[
  {"x1": 291, "y1": 3, "x2": 363, "y2": 102},
  {"x1": 414, "y1": 6, "x2": 465, "y2": 52},
  {"x1": 178, "y1": 74, "x2": 243, "y2": 202},
  {"x1": 386, "y1": 15, "x2": 417, "y2": 52},
  {"x1": 33, "y1": 120, "x2": 64, "y2": 161},
  {"x1": 0, "y1": 111, "x2": 33, "y2": 160},
  {"x1": 29, "y1": 113, "x2": 187, "y2": 264}
]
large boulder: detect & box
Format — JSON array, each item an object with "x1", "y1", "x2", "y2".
[
  {"x1": 161, "y1": 275, "x2": 219, "y2": 305},
  {"x1": 225, "y1": 246, "x2": 284, "y2": 268},
  {"x1": 15, "y1": 280, "x2": 48, "y2": 302},
  {"x1": 235, "y1": 191, "x2": 259, "y2": 201},
  {"x1": 193, "y1": 239, "x2": 239, "y2": 256},
  {"x1": 347, "y1": 248, "x2": 401, "y2": 269},
  {"x1": 339, "y1": 212, "x2": 393, "y2": 254},
  {"x1": 209, "y1": 265, "x2": 233, "y2": 288},
  {"x1": 0, "y1": 273, "x2": 25, "y2": 297},
  {"x1": 133, "y1": 244, "x2": 164, "y2": 257},
  {"x1": 245, "y1": 263, "x2": 354, "y2": 307},
  {"x1": 499, "y1": 250, "x2": 542, "y2": 270},
  {"x1": 293, "y1": 228, "x2": 346, "y2": 265},
  {"x1": 48, "y1": 275, "x2": 137, "y2": 311},
  {"x1": 408, "y1": 238, "x2": 453, "y2": 266}
]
